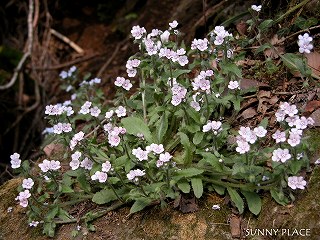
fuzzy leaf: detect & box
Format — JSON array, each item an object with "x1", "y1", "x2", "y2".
[
  {"x1": 227, "y1": 187, "x2": 244, "y2": 214},
  {"x1": 241, "y1": 190, "x2": 261, "y2": 215},
  {"x1": 191, "y1": 178, "x2": 203, "y2": 198},
  {"x1": 121, "y1": 116, "x2": 153, "y2": 142},
  {"x1": 178, "y1": 181, "x2": 191, "y2": 193},
  {"x1": 157, "y1": 112, "x2": 168, "y2": 143},
  {"x1": 130, "y1": 197, "x2": 153, "y2": 214},
  {"x1": 92, "y1": 189, "x2": 117, "y2": 205},
  {"x1": 193, "y1": 132, "x2": 204, "y2": 145}
]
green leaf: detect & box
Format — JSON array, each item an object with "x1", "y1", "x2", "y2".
[
  {"x1": 173, "y1": 168, "x2": 204, "y2": 181},
  {"x1": 157, "y1": 112, "x2": 168, "y2": 143},
  {"x1": 60, "y1": 175, "x2": 74, "y2": 193},
  {"x1": 77, "y1": 173, "x2": 91, "y2": 193},
  {"x1": 255, "y1": 43, "x2": 272, "y2": 55},
  {"x1": 270, "y1": 189, "x2": 289, "y2": 206},
  {"x1": 191, "y1": 178, "x2": 203, "y2": 198},
  {"x1": 221, "y1": 62, "x2": 242, "y2": 78},
  {"x1": 258, "y1": 19, "x2": 273, "y2": 32},
  {"x1": 212, "y1": 184, "x2": 225, "y2": 195},
  {"x1": 121, "y1": 117, "x2": 153, "y2": 142},
  {"x1": 177, "y1": 181, "x2": 191, "y2": 193},
  {"x1": 281, "y1": 53, "x2": 311, "y2": 77},
  {"x1": 172, "y1": 69, "x2": 191, "y2": 78},
  {"x1": 227, "y1": 187, "x2": 244, "y2": 214},
  {"x1": 43, "y1": 222, "x2": 56, "y2": 237},
  {"x1": 193, "y1": 132, "x2": 204, "y2": 145},
  {"x1": 177, "y1": 132, "x2": 193, "y2": 165},
  {"x1": 45, "y1": 205, "x2": 59, "y2": 221},
  {"x1": 130, "y1": 197, "x2": 153, "y2": 214},
  {"x1": 241, "y1": 191, "x2": 261, "y2": 215},
  {"x1": 92, "y1": 189, "x2": 117, "y2": 205}
]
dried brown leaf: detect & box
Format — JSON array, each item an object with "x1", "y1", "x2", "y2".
[
  {"x1": 239, "y1": 107, "x2": 257, "y2": 120},
  {"x1": 304, "y1": 100, "x2": 320, "y2": 114},
  {"x1": 306, "y1": 51, "x2": 320, "y2": 76},
  {"x1": 230, "y1": 214, "x2": 241, "y2": 238}
]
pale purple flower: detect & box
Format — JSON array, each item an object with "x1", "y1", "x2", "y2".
[
  {"x1": 171, "y1": 95, "x2": 182, "y2": 106},
  {"x1": 79, "y1": 101, "x2": 92, "y2": 114},
  {"x1": 295, "y1": 116, "x2": 309, "y2": 130},
  {"x1": 102, "y1": 161, "x2": 112, "y2": 172},
  {"x1": 287, "y1": 133, "x2": 301, "y2": 147},
  {"x1": 115, "y1": 77, "x2": 125, "y2": 87},
  {"x1": 146, "y1": 143, "x2": 164, "y2": 154},
  {"x1": 127, "y1": 68, "x2": 137, "y2": 77},
  {"x1": 29, "y1": 221, "x2": 39, "y2": 227},
  {"x1": 284, "y1": 104, "x2": 298, "y2": 117},
  {"x1": 272, "y1": 148, "x2": 291, "y2": 163},
  {"x1": 169, "y1": 20, "x2": 178, "y2": 29},
  {"x1": 108, "y1": 133, "x2": 121, "y2": 147},
  {"x1": 131, "y1": 25, "x2": 146, "y2": 40},
  {"x1": 105, "y1": 110, "x2": 114, "y2": 119},
  {"x1": 81, "y1": 157, "x2": 93, "y2": 170},
  {"x1": 275, "y1": 109, "x2": 286, "y2": 122},
  {"x1": 22, "y1": 178, "x2": 34, "y2": 189},
  {"x1": 115, "y1": 106, "x2": 126, "y2": 117},
  {"x1": 132, "y1": 147, "x2": 148, "y2": 161},
  {"x1": 10, "y1": 152, "x2": 21, "y2": 169},
  {"x1": 190, "y1": 101, "x2": 200, "y2": 111},
  {"x1": 212, "y1": 204, "x2": 220, "y2": 210},
  {"x1": 122, "y1": 79, "x2": 133, "y2": 91},
  {"x1": 253, "y1": 126, "x2": 267, "y2": 138},
  {"x1": 90, "y1": 106, "x2": 101, "y2": 117},
  {"x1": 49, "y1": 160, "x2": 61, "y2": 171},
  {"x1": 191, "y1": 38, "x2": 209, "y2": 51},
  {"x1": 69, "y1": 159, "x2": 80, "y2": 170},
  {"x1": 236, "y1": 141, "x2": 250, "y2": 154},
  {"x1": 91, "y1": 171, "x2": 108, "y2": 183},
  {"x1": 39, "y1": 159, "x2": 51, "y2": 173},
  {"x1": 159, "y1": 152, "x2": 172, "y2": 162},
  {"x1": 272, "y1": 130, "x2": 286, "y2": 143},
  {"x1": 287, "y1": 176, "x2": 307, "y2": 190},
  {"x1": 286, "y1": 116, "x2": 299, "y2": 127},
  {"x1": 228, "y1": 81, "x2": 240, "y2": 90},
  {"x1": 127, "y1": 169, "x2": 145, "y2": 181},
  {"x1": 298, "y1": 33, "x2": 313, "y2": 54},
  {"x1": 160, "y1": 30, "x2": 170, "y2": 43},
  {"x1": 251, "y1": 5, "x2": 262, "y2": 12}
]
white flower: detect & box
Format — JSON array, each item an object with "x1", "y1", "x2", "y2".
[
  {"x1": 272, "y1": 148, "x2": 291, "y2": 163},
  {"x1": 91, "y1": 171, "x2": 108, "y2": 183},
  {"x1": 169, "y1": 20, "x2": 178, "y2": 29},
  {"x1": 191, "y1": 38, "x2": 209, "y2": 51},
  {"x1": 29, "y1": 221, "x2": 39, "y2": 227},
  {"x1": 108, "y1": 133, "x2": 121, "y2": 147},
  {"x1": 146, "y1": 143, "x2": 164, "y2": 154},
  {"x1": 90, "y1": 106, "x2": 101, "y2": 117},
  {"x1": 287, "y1": 176, "x2": 307, "y2": 190},
  {"x1": 127, "y1": 68, "x2": 137, "y2": 77},
  {"x1": 115, "y1": 77, "x2": 125, "y2": 87},
  {"x1": 272, "y1": 130, "x2": 286, "y2": 143},
  {"x1": 122, "y1": 79, "x2": 133, "y2": 91},
  {"x1": 236, "y1": 141, "x2": 250, "y2": 154},
  {"x1": 190, "y1": 101, "x2": 200, "y2": 111},
  {"x1": 253, "y1": 126, "x2": 267, "y2": 138},
  {"x1": 22, "y1": 178, "x2": 34, "y2": 189},
  {"x1": 251, "y1": 5, "x2": 262, "y2": 12},
  {"x1": 131, "y1": 25, "x2": 146, "y2": 40},
  {"x1": 132, "y1": 147, "x2": 148, "y2": 161},
  {"x1": 284, "y1": 104, "x2": 298, "y2": 117},
  {"x1": 228, "y1": 81, "x2": 240, "y2": 90},
  {"x1": 275, "y1": 109, "x2": 286, "y2": 122},
  {"x1": 38, "y1": 159, "x2": 51, "y2": 173},
  {"x1": 49, "y1": 160, "x2": 61, "y2": 171},
  {"x1": 115, "y1": 106, "x2": 126, "y2": 117},
  {"x1": 105, "y1": 110, "x2": 114, "y2": 119},
  {"x1": 102, "y1": 161, "x2": 112, "y2": 172},
  {"x1": 80, "y1": 157, "x2": 93, "y2": 170},
  {"x1": 69, "y1": 159, "x2": 80, "y2": 170},
  {"x1": 159, "y1": 152, "x2": 172, "y2": 162},
  {"x1": 7, "y1": 207, "x2": 13, "y2": 213},
  {"x1": 298, "y1": 33, "x2": 313, "y2": 54},
  {"x1": 160, "y1": 30, "x2": 170, "y2": 43},
  {"x1": 127, "y1": 169, "x2": 145, "y2": 181},
  {"x1": 295, "y1": 116, "x2": 309, "y2": 130},
  {"x1": 10, "y1": 152, "x2": 21, "y2": 169},
  {"x1": 79, "y1": 101, "x2": 92, "y2": 114},
  {"x1": 287, "y1": 133, "x2": 301, "y2": 147},
  {"x1": 212, "y1": 204, "x2": 220, "y2": 210}
]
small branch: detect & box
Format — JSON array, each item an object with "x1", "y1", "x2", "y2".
[
  {"x1": 0, "y1": 0, "x2": 34, "y2": 90},
  {"x1": 97, "y1": 38, "x2": 128, "y2": 78},
  {"x1": 50, "y1": 28, "x2": 84, "y2": 54}
]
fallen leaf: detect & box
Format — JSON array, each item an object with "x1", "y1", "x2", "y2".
[
  {"x1": 236, "y1": 21, "x2": 248, "y2": 36},
  {"x1": 257, "y1": 90, "x2": 271, "y2": 99},
  {"x1": 239, "y1": 107, "x2": 257, "y2": 120},
  {"x1": 230, "y1": 214, "x2": 241, "y2": 238},
  {"x1": 304, "y1": 100, "x2": 320, "y2": 114},
  {"x1": 306, "y1": 51, "x2": 320, "y2": 76},
  {"x1": 264, "y1": 34, "x2": 285, "y2": 59},
  {"x1": 240, "y1": 78, "x2": 269, "y2": 90},
  {"x1": 179, "y1": 194, "x2": 199, "y2": 213},
  {"x1": 43, "y1": 143, "x2": 64, "y2": 157},
  {"x1": 309, "y1": 109, "x2": 320, "y2": 126}
]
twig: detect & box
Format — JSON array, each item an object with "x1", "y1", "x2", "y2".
[
  {"x1": 97, "y1": 38, "x2": 128, "y2": 78},
  {"x1": 278, "y1": 25, "x2": 320, "y2": 45},
  {"x1": 50, "y1": 28, "x2": 84, "y2": 54},
  {"x1": 32, "y1": 52, "x2": 107, "y2": 71},
  {"x1": 0, "y1": 0, "x2": 34, "y2": 90}
]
